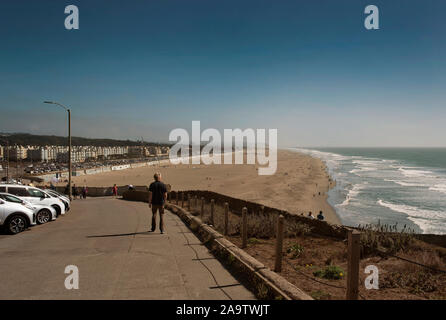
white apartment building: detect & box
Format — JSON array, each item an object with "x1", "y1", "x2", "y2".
[{"x1": 8, "y1": 145, "x2": 28, "y2": 161}]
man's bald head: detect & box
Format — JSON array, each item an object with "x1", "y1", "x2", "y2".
[{"x1": 154, "y1": 173, "x2": 162, "y2": 181}]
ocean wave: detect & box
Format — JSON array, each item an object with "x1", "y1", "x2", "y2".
[
  {"x1": 352, "y1": 160, "x2": 380, "y2": 166},
  {"x1": 350, "y1": 167, "x2": 376, "y2": 174},
  {"x1": 377, "y1": 199, "x2": 445, "y2": 233},
  {"x1": 429, "y1": 184, "x2": 446, "y2": 195},
  {"x1": 290, "y1": 148, "x2": 350, "y2": 162},
  {"x1": 398, "y1": 167, "x2": 434, "y2": 178},
  {"x1": 339, "y1": 183, "x2": 368, "y2": 207},
  {"x1": 384, "y1": 179, "x2": 428, "y2": 187}
]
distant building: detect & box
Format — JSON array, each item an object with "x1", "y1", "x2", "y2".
[
  {"x1": 0, "y1": 143, "x2": 168, "y2": 163},
  {"x1": 128, "y1": 146, "x2": 149, "y2": 158},
  {"x1": 8, "y1": 145, "x2": 28, "y2": 161},
  {"x1": 28, "y1": 146, "x2": 59, "y2": 162},
  {"x1": 57, "y1": 149, "x2": 86, "y2": 163}
]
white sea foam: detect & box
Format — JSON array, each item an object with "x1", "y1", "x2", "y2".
[
  {"x1": 429, "y1": 184, "x2": 446, "y2": 195},
  {"x1": 377, "y1": 199, "x2": 445, "y2": 234},
  {"x1": 398, "y1": 167, "x2": 434, "y2": 178},
  {"x1": 350, "y1": 167, "x2": 376, "y2": 174},
  {"x1": 384, "y1": 179, "x2": 428, "y2": 187},
  {"x1": 339, "y1": 183, "x2": 368, "y2": 207}
]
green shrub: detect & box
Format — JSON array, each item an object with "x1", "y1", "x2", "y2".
[
  {"x1": 286, "y1": 221, "x2": 313, "y2": 237},
  {"x1": 287, "y1": 243, "x2": 304, "y2": 258},
  {"x1": 313, "y1": 265, "x2": 345, "y2": 280},
  {"x1": 358, "y1": 221, "x2": 415, "y2": 256}
]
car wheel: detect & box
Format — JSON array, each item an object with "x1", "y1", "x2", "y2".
[
  {"x1": 7, "y1": 215, "x2": 28, "y2": 234},
  {"x1": 36, "y1": 209, "x2": 51, "y2": 224},
  {"x1": 52, "y1": 205, "x2": 61, "y2": 216}
]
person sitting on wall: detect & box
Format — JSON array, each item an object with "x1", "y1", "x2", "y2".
[
  {"x1": 317, "y1": 211, "x2": 325, "y2": 221},
  {"x1": 308, "y1": 211, "x2": 315, "y2": 219},
  {"x1": 128, "y1": 184, "x2": 134, "y2": 191}
]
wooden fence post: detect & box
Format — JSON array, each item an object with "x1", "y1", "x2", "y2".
[
  {"x1": 274, "y1": 215, "x2": 284, "y2": 273},
  {"x1": 346, "y1": 230, "x2": 361, "y2": 300},
  {"x1": 210, "y1": 199, "x2": 215, "y2": 225},
  {"x1": 224, "y1": 202, "x2": 229, "y2": 236},
  {"x1": 181, "y1": 192, "x2": 184, "y2": 208},
  {"x1": 242, "y1": 207, "x2": 248, "y2": 248},
  {"x1": 187, "y1": 194, "x2": 191, "y2": 211},
  {"x1": 175, "y1": 192, "x2": 178, "y2": 205},
  {"x1": 201, "y1": 197, "x2": 204, "y2": 220},
  {"x1": 194, "y1": 195, "x2": 198, "y2": 210}
]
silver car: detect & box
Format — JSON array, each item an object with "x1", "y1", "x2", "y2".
[
  {"x1": 0, "y1": 193, "x2": 57, "y2": 224},
  {"x1": 0, "y1": 198, "x2": 36, "y2": 234},
  {"x1": 44, "y1": 189, "x2": 71, "y2": 212}
]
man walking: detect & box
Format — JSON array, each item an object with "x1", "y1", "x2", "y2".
[{"x1": 148, "y1": 172, "x2": 167, "y2": 234}]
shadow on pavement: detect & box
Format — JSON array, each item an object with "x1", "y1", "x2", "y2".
[{"x1": 86, "y1": 231, "x2": 156, "y2": 238}]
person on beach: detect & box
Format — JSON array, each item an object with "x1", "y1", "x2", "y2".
[
  {"x1": 112, "y1": 184, "x2": 118, "y2": 197},
  {"x1": 72, "y1": 184, "x2": 78, "y2": 200},
  {"x1": 64, "y1": 183, "x2": 69, "y2": 196},
  {"x1": 82, "y1": 185, "x2": 88, "y2": 199},
  {"x1": 317, "y1": 211, "x2": 325, "y2": 221},
  {"x1": 308, "y1": 211, "x2": 315, "y2": 219},
  {"x1": 148, "y1": 172, "x2": 167, "y2": 234}
]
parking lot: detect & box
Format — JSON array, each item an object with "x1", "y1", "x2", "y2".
[{"x1": 0, "y1": 197, "x2": 255, "y2": 299}]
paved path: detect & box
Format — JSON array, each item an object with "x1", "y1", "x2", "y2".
[{"x1": 0, "y1": 197, "x2": 255, "y2": 300}]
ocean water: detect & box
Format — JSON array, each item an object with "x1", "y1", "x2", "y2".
[{"x1": 290, "y1": 148, "x2": 446, "y2": 235}]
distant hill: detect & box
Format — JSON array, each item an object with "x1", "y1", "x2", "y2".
[{"x1": 0, "y1": 133, "x2": 171, "y2": 147}]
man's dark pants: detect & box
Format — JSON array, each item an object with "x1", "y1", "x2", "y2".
[{"x1": 151, "y1": 204, "x2": 165, "y2": 232}]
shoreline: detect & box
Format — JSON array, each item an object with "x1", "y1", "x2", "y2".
[{"x1": 62, "y1": 149, "x2": 342, "y2": 225}]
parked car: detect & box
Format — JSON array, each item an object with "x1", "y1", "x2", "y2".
[
  {"x1": 44, "y1": 189, "x2": 71, "y2": 212},
  {"x1": 0, "y1": 193, "x2": 57, "y2": 224},
  {"x1": 0, "y1": 184, "x2": 66, "y2": 216},
  {"x1": 0, "y1": 198, "x2": 36, "y2": 234}
]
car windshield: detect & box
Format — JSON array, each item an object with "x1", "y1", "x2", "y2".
[
  {"x1": 0, "y1": 194, "x2": 23, "y2": 203},
  {"x1": 27, "y1": 188, "x2": 46, "y2": 198},
  {"x1": 47, "y1": 191, "x2": 60, "y2": 197}
]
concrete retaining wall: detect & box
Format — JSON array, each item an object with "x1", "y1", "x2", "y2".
[{"x1": 166, "y1": 203, "x2": 313, "y2": 300}]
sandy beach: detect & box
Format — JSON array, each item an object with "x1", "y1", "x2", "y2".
[{"x1": 67, "y1": 150, "x2": 340, "y2": 224}]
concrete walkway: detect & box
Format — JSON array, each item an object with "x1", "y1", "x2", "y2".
[{"x1": 0, "y1": 197, "x2": 255, "y2": 300}]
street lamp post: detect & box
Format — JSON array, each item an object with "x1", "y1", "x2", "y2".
[{"x1": 44, "y1": 101, "x2": 72, "y2": 201}]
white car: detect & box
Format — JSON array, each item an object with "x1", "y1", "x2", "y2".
[
  {"x1": 44, "y1": 189, "x2": 71, "y2": 212},
  {"x1": 0, "y1": 198, "x2": 36, "y2": 234},
  {"x1": 0, "y1": 193, "x2": 57, "y2": 224},
  {"x1": 0, "y1": 184, "x2": 66, "y2": 217}
]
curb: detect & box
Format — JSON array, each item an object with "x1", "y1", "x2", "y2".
[{"x1": 166, "y1": 203, "x2": 313, "y2": 300}]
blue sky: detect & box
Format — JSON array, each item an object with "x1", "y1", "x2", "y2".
[{"x1": 0, "y1": 0, "x2": 445, "y2": 147}]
